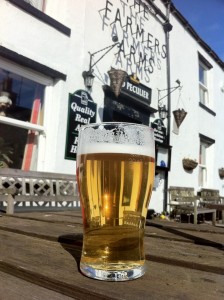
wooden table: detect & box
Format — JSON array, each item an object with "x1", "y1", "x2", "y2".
[{"x1": 0, "y1": 210, "x2": 224, "y2": 300}]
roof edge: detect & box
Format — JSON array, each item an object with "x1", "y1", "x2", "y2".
[{"x1": 160, "y1": 0, "x2": 224, "y2": 70}]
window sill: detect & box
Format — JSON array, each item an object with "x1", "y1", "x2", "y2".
[
  {"x1": 7, "y1": 0, "x2": 71, "y2": 36},
  {"x1": 199, "y1": 102, "x2": 216, "y2": 116},
  {"x1": 0, "y1": 116, "x2": 45, "y2": 134}
]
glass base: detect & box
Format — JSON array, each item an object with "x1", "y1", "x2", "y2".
[{"x1": 80, "y1": 263, "x2": 146, "y2": 281}]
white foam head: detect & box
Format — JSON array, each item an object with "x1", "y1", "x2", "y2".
[
  {"x1": 79, "y1": 142, "x2": 154, "y2": 157},
  {"x1": 77, "y1": 123, "x2": 155, "y2": 158}
]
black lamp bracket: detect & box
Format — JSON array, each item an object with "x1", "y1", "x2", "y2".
[
  {"x1": 158, "y1": 80, "x2": 182, "y2": 104},
  {"x1": 88, "y1": 42, "x2": 120, "y2": 72}
]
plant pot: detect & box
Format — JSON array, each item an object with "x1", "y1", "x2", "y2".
[
  {"x1": 173, "y1": 109, "x2": 187, "y2": 128},
  {"x1": 182, "y1": 158, "x2": 198, "y2": 171},
  {"x1": 219, "y1": 168, "x2": 224, "y2": 179},
  {"x1": 108, "y1": 68, "x2": 127, "y2": 97}
]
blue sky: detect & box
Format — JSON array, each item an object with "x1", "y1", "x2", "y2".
[{"x1": 172, "y1": 0, "x2": 224, "y2": 61}]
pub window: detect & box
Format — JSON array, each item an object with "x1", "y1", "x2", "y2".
[
  {"x1": 198, "y1": 134, "x2": 215, "y2": 187},
  {"x1": 0, "y1": 66, "x2": 46, "y2": 170},
  {"x1": 198, "y1": 53, "x2": 212, "y2": 107},
  {"x1": 0, "y1": 68, "x2": 45, "y2": 123}
]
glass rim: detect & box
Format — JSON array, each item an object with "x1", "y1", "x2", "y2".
[{"x1": 79, "y1": 122, "x2": 154, "y2": 131}]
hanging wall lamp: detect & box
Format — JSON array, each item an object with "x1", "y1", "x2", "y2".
[
  {"x1": 82, "y1": 37, "x2": 119, "y2": 91},
  {"x1": 158, "y1": 105, "x2": 168, "y2": 120},
  {"x1": 82, "y1": 70, "x2": 95, "y2": 90}
]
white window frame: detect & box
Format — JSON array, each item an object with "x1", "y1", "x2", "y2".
[
  {"x1": 198, "y1": 141, "x2": 208, "y2": 187},
  {"x1": 198, "y1": 53, "x2": 212, "y2": 107},
  {"x1": 0, "y1": 57, "x2": 53, "y2": 134},
  {"x1": 199, "y1": 61, "x2": 209, "y2": 106},
  {"x1": 198, "y1": 135, "x2": 215, "y2": 188}
]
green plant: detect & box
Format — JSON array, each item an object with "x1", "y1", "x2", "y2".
[{"x1": 0, "y1": 137, "x2": 13, "y2": 168}]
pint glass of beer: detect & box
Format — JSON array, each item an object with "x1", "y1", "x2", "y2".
[{"x1": 76, "y1": 122, "x2": 155, "y2": 281}]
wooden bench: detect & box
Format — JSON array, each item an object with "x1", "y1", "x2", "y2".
[
  {"x1": 168, "y1": 186, "x2": 216, "y2": 225},
  {"x1": 198, "y1": 188, "x2": 224, "y2": 224},
  {"x1": 0, "y1": 168, "x2": 80, "y2": 214}
]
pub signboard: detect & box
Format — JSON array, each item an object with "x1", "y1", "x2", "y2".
[
  {"x1": 151, "y1": 119, "x2": 172, "y2": 171},
  {"x1": 121, "y1": 76, "x2": 152, "y2": 109},
  {"x1": 151, "y1": 118, "x2": 167, "y2": 144},
  {"x1": 65, "y1": 90, "x2": 97, "y2": 160}
]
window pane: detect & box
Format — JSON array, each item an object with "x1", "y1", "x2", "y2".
[
  {"x1": 199, "y1": 86, "x2": 205, "y2": 104},
  {"x1": 198, "y1": 140, "x2": 210, "y2": 187},
  {"x1": 199, "y1": 64, "x2": 204, "y2": 83},
  {"x1": 0, "y1": 68, "x2": 45, "y2": 123},
  {"x1": 199, "y1": 83, "x2": 208, "y2": 105},
  {"x1": 0, "y1": 124, "x2": 28, "y2": 169},
  {"x1": 200, "y1": 144, "x2": 206, "y2": 165},
  {"x1": 0, "y1": 68, "x2": 45, "y2": 170},
  {"x1": 198, "y1": 166, "x2": 203, "y2": 186},
  {"x1": 198, "y1": 166, "x2": 206, "y2": 187},
  {"x1": 199, "y1": 63, "x2": 207, "y2": 86},
  {"x1": 199, "y1": 142, "x2": 208, "y2": 165}
]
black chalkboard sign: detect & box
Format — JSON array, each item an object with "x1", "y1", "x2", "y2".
[
  {"x1": 65, "y1": 90, "x2": 97, "y2": 160},
  {"x1": 151, "y1": 119, "x2": 167, "y2": 144}
]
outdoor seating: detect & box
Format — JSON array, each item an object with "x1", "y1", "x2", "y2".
[
  {"x1": 0, "y1": 168, "x2": 80, "y2": 214},
  {"x1": 198, "y1": 188, "x2": 224, "y2": 224},
  {"x1": 168, "y1": 186, "x2": 216, "y2": 225}
]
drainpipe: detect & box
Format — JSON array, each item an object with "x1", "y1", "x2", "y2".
[
  {"x1": 165, "y1": 1, "x2": 172, "y2": 145},
  {"x1": 163, "y1": 1, "x2": 172, "y2": 211}
]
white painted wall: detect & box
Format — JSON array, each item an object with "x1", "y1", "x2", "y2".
[
  {"x1": 168, "y1": 8, "x2": 224, "y2": 197},
  {"x1": 0, "y1": 0, "x2": 224, "y2": 212}
]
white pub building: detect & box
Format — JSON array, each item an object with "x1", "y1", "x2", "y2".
[{"x1": 0, "y1": 0, "x2": 224, "y2": 213}]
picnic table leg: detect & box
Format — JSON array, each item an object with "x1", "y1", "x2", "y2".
[
  {"x1": 222, "y1": 210, "x2": 224, "y2": 224},
  {"x1": 194, "y1": 200, "x2": 197, "y2": 225},
  {"x1": 212, "y1": 211, "x2": 216, "y2": 226},
  {"x1": 6, "y1": 194, "x2": 14, "y2": 214},
  {"x1": 188, "y1": 214, "x2": 191, "y2": 223},
  {"x1": 193, "y1": 213, "x2": 197, "y2": 225}
]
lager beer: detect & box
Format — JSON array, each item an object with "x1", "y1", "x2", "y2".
[{"x1": 76, "y1": 123, "x2": 155, "y2": 281}]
